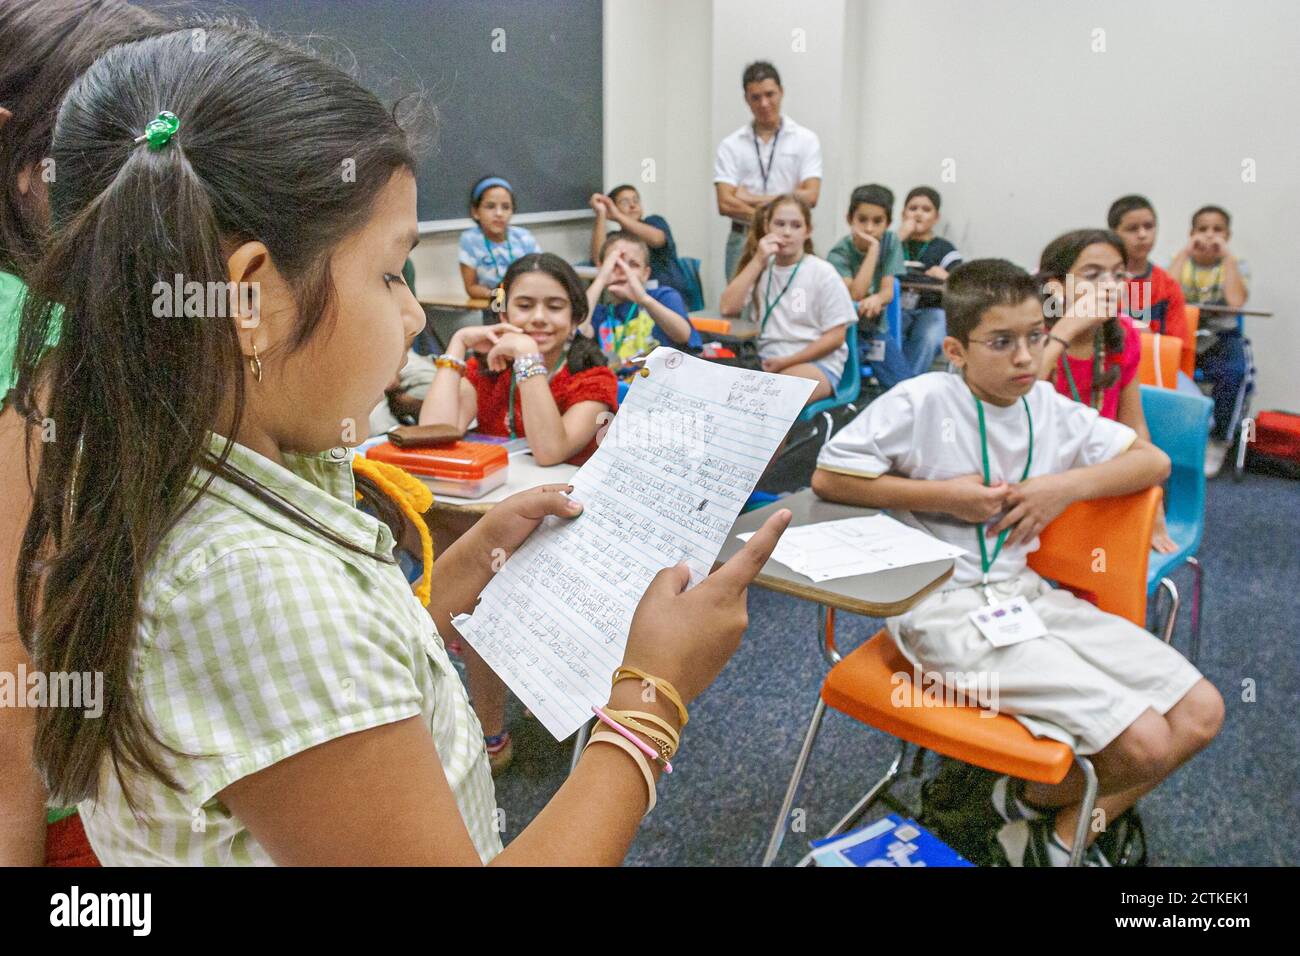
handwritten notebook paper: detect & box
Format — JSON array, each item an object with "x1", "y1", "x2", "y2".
[
  {"x1": 452, "y1": 347, "x2": 813, "y2": 740},
  {"x1": 736, "y1": 513, "x2": 968, "y2": 583}
]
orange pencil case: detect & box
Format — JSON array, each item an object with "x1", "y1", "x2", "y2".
[{"x1": 366, "y1": 440, "x2": 509, "y2": 499}]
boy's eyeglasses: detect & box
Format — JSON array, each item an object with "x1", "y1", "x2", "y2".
[{"x1": 968, "y1": 329, "x2": 1050, "y2": 353}]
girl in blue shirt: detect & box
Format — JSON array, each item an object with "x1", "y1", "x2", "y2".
[{"x1": 459, "y1": 176, "x2": 540, "y2": 300}]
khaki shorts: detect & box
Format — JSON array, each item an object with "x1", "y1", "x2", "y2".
[{"x1": 886, "y1": 570, "x2": 1204, "y2": 755}]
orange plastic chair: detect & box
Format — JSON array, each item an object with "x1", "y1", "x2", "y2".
[
  {"x1": 1180, "y1": 306, "x2": 1200, "y2": 380},
  {"x1": 762, "y1": 487, "x2": 1160, "y2": 867},
  {"x1": 1138, "y1": 330, "x2": 1183, "y2": 390}
]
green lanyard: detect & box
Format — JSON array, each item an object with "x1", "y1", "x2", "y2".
[
  {"x1": 973, "y1": 393, "x2": 1034, "y2": 584},
  {"x1": 1058, "y1": 327, "x2": 1104, "y2": 410},
  {"x1": 904, "y1": 238, "x2": 932, "y2": 265},
  {"x1": 610, "y1": 303, "x2": 638, "y2": 357},
  {"x1": 481, "y1": 226, "x2": 515, "y2": 283},
  {"x1": 507, "y1": 353, "x2": 566, "y2": 440},
  {"x1": 761, "y1": 256, "x2": 804, "y2": 333}
]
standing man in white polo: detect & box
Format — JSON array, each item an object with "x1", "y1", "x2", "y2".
[{"x1": 714, "y1": 61, "x2": 823, "y2": 281}]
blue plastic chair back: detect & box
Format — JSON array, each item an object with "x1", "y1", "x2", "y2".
[
  {"x1": 885, "y1": 276, "x2": 903, "y2": 348},
  {"x1": 616, "y1": 379, "x2": 630, "y2": 404},
  {"x1": 798, "y1": 323, "x2": 861, "y2": 423},
  {"x1": 678, "y1": 256, "x2": 705, "y2": 312},
  {"x1": 1141, "y1": 385, "x2": 1213, "y2": 582}
]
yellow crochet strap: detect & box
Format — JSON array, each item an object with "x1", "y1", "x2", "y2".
[{"x1": 351, "y1": 455, "x2": 435, "y2": 607}]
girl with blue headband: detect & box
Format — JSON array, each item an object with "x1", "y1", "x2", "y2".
[{"x1": 459, "y1": 175, "x2": 540, "y2": 300}]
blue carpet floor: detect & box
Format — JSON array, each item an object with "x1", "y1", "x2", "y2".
[{"x1": 488, "y1": 470, "x2": 1299, "y2": 865}]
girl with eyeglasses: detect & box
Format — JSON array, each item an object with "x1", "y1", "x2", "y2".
[{"x1": 1038, "y1": 229, "x2": 1176, "y2": 553}]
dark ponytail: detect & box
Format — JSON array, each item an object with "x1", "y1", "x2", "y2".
[
  {"x1": 500, "y1": 252, "x2": 607, "y2": 374},
  {"x1": 13, "y1": 25, "x2": 421, "y2": 807}
]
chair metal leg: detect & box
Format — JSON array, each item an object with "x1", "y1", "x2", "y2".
[
  {"x1": 1069, "y1": 755, "x2": 1099, "y2": 868},
  {"x1": 762, "y1": 697, "x2": 828, "y2": 867},
  {"x1": 570, "y1": 718, "x2": 591, "y2": 773},
  {"x1": 1234, "y1": 417, "x2": 1251, "y2": 480},
  {"x1": 1187, "y1": 556, "x2": 1204, "y2": 665},
  {"x1": 822, "y1": 739, "x2": 910, "y2": 841},
  {"x1": 1157, "y1": 577, "x2": 1180, "y2": 645}
]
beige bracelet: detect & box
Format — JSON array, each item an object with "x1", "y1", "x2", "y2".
[
  {"x1": 586, "y1": 729, "x2": 656, "y2": 814},
  {"x1": 611, "y1": 666, "x2": 689, "y2": 728},
  {"x1": 603, "y1": 708, "x2": 680, "y2": 761}
]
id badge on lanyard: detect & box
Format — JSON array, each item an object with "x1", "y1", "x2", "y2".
[{"x1": 968, "y1": 392, "x2": 1047, "y2": 644}]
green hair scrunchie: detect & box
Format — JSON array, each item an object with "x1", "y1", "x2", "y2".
[{"x1": 135, "y1": 111, "x2": 180, "y2": 151}]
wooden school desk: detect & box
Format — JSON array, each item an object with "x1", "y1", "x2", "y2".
[
  {"x1": 716, "y1": 487, "x2": 954, "y2": 617},
  {"x1": 1194, "y1": 304, "x2": 1274, "y2": 318}
]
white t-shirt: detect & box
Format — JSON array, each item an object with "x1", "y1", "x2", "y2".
[
  {"x1": 817, "y1": 372, "x2": 1137, "y2": 589},
  {"x1": 745, "y1": 255, "x2": 853, "y2": 378},
  {"x1": 713, "y1": 115, "x2": 823, "y2": 222}
]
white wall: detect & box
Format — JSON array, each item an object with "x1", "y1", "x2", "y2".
[
  {"x1": 413, "y1": 0, "x2": 1299, "y2": 409},
  {"x1": 854, "y1": 0, "x2": 1299, "y2": 409}
]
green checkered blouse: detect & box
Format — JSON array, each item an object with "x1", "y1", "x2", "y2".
[{"x1": 79, "y1": 436, "x2": 502, "y2": 864}]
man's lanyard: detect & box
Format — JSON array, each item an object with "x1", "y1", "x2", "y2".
[
  {"x1": 974, "y1": 393, "x2": 1034, "y2": 591},
  {"x1": 760, "y1": 256, "x2": 804, "y2": 333},
  {"x1": 1058, "y1": 327, "x2": 1105, "y2": 410},
  {"x1": 903, "y1": 238, "x2": 932, "y2": 265},
  {"x1": 481, "y1": 226, "x2": 515, "y2": 283},
  {"x1": 752, "y1": 121, "x2": 783, "y2": 194},
  {"x1": 507, "y1": 352, "x2": 566, "y2": 440}
]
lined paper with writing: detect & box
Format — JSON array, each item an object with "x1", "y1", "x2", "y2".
[{"x1": 453, "y1": 347, "x2": 812, "y2": 739}]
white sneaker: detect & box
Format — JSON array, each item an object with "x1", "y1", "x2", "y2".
[{"x1": 1204, "y1": 439, "x2": 1229, "y2": 478}]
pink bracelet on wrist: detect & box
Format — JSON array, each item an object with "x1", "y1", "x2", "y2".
[{"x1": 592, "y1": 705, "x2": 672, "y2": 774}]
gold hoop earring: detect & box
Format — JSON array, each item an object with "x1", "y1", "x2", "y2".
[{"x1": 249, "y1": 343, "x2": 263, "y2": 383}]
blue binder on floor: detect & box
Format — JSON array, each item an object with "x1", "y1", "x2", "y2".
[{"x1": 810, "y1": 814, "x2": 973, "y2": 867}]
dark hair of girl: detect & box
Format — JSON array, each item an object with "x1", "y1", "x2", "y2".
[
  {"x1": 1036, "y1": 228, "x2": 1128, "y2": 398},
  {"x1": 13, "y1": 25, "x2": 422, "y2": 808},
  {"x1": 0, "y1": 0, "x2": 164, "y2": 277},
  {"x1": 499, "y1": 252, "x2": 605, "y2": 374}
]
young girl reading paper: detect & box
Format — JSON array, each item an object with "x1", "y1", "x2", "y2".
[{"x1": 12, "y1": 25, "x2": 789, "y2": 866}]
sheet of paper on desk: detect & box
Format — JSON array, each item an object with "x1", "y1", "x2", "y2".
[
  {"x1": 452, "y1": 347, "x2": 813, "y2": 740},
  {"x1": 736, "y1": 513, "x2": 967, "y2": 583}
]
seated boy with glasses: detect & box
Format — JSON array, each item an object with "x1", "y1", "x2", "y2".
[{"x1": 811, "y1": 259, "x2": 1223, "y2": 866}]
